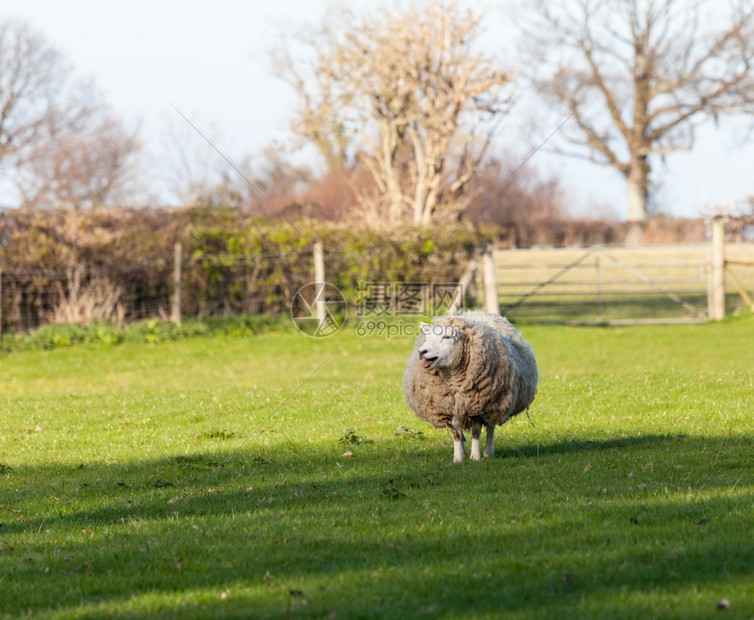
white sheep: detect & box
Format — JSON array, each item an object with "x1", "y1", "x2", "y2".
[{"x1": 402, "y1": 311, "x2": 538, "y2": 462}]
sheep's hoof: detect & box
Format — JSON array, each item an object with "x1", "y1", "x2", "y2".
[
  {"x1": 484, "y1": 450, "x2": 494, "y2": 458},
  {"x1": 471, "y1": 453, "x2": 481, "y2": 461}
]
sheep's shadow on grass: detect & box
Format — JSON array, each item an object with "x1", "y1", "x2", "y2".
[
  {"x1": 493, "y1": 432, "x2": 751, "y2": 485},
  {"x1": 2, "y1": 434, "x2": 751, "y2": 618},
  {"x1": 496, "y1": 432, "x2": 700, "y2": 458}
]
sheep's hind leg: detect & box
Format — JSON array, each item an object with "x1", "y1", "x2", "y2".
[
  {"x1": 451, "y1": 426, "x2": 465, "y2": 463},
  {"x1": 470, "y1": 420, "x2": 483, "y2": 461},
  {"x1": 484, "y1": 424, "x2": 495, "y2": 458}
]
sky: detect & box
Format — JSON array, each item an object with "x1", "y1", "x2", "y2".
[{"x1": 2, "y1": 0, "x2": 754, "y2": 220}]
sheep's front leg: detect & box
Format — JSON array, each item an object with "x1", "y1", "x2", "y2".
[
  {"x1": 470, "y1": 420, "x2": 483, "y2": 461},
  {"x1": 484, "y1": 423, "x2": 495, "y2": 458},
  {"x1": 451, "y1": 426, "x2": 465, "y2": 463}
]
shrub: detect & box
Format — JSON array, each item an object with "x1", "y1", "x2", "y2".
[{"x1": 0, "y1": 207, "x2": 485, "y2": 335}]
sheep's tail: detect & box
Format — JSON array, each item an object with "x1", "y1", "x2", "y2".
[{"x1": 525, "y1": 407, "x2": 535, "y2": 428}]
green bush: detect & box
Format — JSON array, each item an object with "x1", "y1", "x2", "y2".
[
  {"x1": 3, "y1": 322, "x2": 116, "y2": 351},
  {"x1": 0, "y1": 315, "x2": 296, "y2": 353}
]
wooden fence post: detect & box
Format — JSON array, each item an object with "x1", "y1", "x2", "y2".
[
  {"x1": 448, "y1": 250, "x2": 481, "y2": 315},
  {"x1": 171, "y1": 242, "x2": 182, "y2": 324},
  {"x1": 482, "y1": 243, "x2": 500, "y2": 315},
  {"x1": 314, "y1": 241, "x2": 326, "y2": 328},
  {"x1": 709, "y1": 216, "x2": 725, "y2": 321}
]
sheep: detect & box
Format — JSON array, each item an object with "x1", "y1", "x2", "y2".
[{"x1": 402, "y1": 310, "x2": 538, "y2": 463}]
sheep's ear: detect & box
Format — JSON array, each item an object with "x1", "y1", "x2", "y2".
[
  {"x1": 420, "y1": 322, "x2": 432, "y2": 335},
  {"x1": 453, "y1": 326, "x2": 462, "y2": 340}
]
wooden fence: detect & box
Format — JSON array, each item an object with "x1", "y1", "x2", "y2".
[{"x1": 493, "y1": 221, "x2": 754, "y2": 325}]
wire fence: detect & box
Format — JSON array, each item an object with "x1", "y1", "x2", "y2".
[
  {"x1": 0, "y1": 243, "x2": 473, "y2": 339},
  {"x1": 0, "y1": 248, "x2": 313, "y2": 336}
]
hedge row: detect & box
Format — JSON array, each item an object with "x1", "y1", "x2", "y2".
[{"x1": 0, "y1": 207, "x2": 483, "y2": 334}]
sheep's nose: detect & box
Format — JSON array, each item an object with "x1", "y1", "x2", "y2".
[{"x1": 418, "y1": 348, "x2": 427, "y2": 359}]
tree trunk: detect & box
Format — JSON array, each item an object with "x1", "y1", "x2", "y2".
[
  {"x1": 412, "y1": 190, "x2": 425, "y2": 226},
  {"x1": 418, "y1": 190, "x2": 438, "y2": 227},
  {"x1": 419, "y1": 206, "x2": 433, "y2": 227},
  {"x1": 626, "y1": 156, "x2": 649, "y2": 222}
]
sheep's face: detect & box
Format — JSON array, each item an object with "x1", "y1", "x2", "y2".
[{"x1": 418, "y1": 322, "x2": 462, "y2": 370}]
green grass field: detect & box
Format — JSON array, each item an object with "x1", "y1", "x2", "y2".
[{"x1": 1, "y1": 317, "x2": 752, "y2": 619}]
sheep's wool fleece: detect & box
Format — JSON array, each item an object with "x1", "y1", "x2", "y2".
[{"x1": 402, "y1": 311, "x2": 538, "y2": 431}]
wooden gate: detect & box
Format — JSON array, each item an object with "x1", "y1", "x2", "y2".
[{"x1": 495, "y1": 244, "x2": 714, "y2": 325}]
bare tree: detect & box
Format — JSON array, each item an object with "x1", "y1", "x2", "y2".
[
  {"x1": 16, "y1": 107, "x2": 141, "y2": 211},
  {"x1": 163, "y1": 115, "x2": 312, "y2": 213},
  {"x1": 242, "y1": 144, "x2": 313, "y2": 217},
  {"x1": 0, "y1": 19, "x2": 66, "y2": 166},
  {"x1": 523, "y1": 0, "x2": 754, "y2": 222},
  {"x1": 1, "y1": 19, "x2": 145, "y2": 210},
  {"x1": 160, "y1": 114, "x2": 239, "y2": 208},
  {"x1": 277, "y1": 0, "x2": 512, "y2": 227},
  {"x1": 466, "y1": 157, "x2": 567, "y2": 226}
]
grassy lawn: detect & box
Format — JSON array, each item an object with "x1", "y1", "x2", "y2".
[{"x1": 1, "y1": 317, "x2": 752, "y2": 618}]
